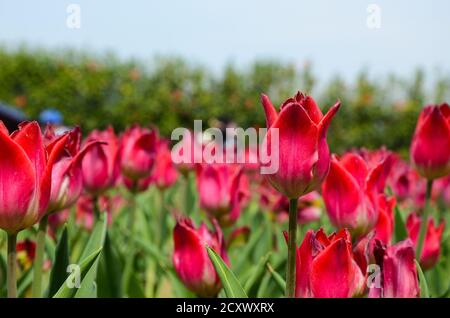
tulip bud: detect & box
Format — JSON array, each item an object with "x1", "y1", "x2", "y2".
[
  {"x1": 151, "y1": 139, "x2": 179, "y2": 190},
  {"x1": 369, "y1": 239, "x2": 420, "y2": 298},
  {"x1": 260, "y1": 91, "x2": 340, "y2": 199},
  {"x1": 406, "y1": 213, "x2": 445, "y2": 270},
  {"x1": 173, "y1": 218, "x2": 228, "y2": 297},
  {"x1": 410, "y1": 104, "x2": 450, "y2": 180},
  {"x1": 119, "y1": 125, "x2": 158, "y2": 181},
  {"x1": 81, "y1": 127, "x2": 120, "y2": 195},
  {"x1": 196, "y1": 164, "x2": 249, "y2": 226},
  {"x1": 0, "y1": 121, "x2": 67, "y2": 234},
  {"x1": 291, "y1": 228, "x2": 365, "y2": 298},
  {"x1": 322, "y1": 153, "x2": 391, "y2": 238}
]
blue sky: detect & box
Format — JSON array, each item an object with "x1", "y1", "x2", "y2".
[{"x1": 0, "y1": 0, "x2": 449, "y2": 82}]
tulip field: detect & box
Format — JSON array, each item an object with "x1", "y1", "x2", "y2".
[{"x1": 0, "y1": 89, "x2": 449, "y2": 300}]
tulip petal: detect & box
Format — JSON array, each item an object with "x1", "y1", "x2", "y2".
[
  {"x1": 261, "y1": 94, "x2": 278, "y2": 128},
  {"x1": 340, "y1": 153, "x2": 368, "y2": 188},
  {"x1": 0, "y1": 129, "x2": 35, "y2": 233},
  {"x1": 322, "y1": 159, "x2": 363, "y2": 229},
  {"x1": 313, "y1": 101, "x2": 341, "y2": 186},
  {"x1": 301, "y1": 95, "x2": 323, "y2": 124},
  {"x1": 295, "y1": 230, "x2": 314, "y2": 297},
  {"x1": 310, "y1": 238, "x2": 355, "y2": 297}
]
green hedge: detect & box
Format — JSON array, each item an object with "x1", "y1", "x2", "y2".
[{"x1": 1, "y1": 47, "x2": 449, "y2": 155}]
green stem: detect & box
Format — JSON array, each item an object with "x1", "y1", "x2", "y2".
[
  {"x1": 32, "y1": 214, "x2": 48, "y2": 298},
  {"x1": 93, "y1": 195, "x2": 100, "y2": 221},
  {"x1": 7, "y1": 233, "x2": 17, "y2": 298},
  {"x1": 416, "y1": 179, "x2": 433, "y2": 261},
  {"x1": 286, "y1": 198, "x2": 298, "y2": 298}
]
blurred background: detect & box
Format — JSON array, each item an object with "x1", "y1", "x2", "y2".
[{"x1": 0, "y1": 0, "x2": 449, "y2": 156}]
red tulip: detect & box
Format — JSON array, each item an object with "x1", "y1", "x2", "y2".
[
  {"x1": 373, "y1": 194, "x2": 396, "y2": 245},
  {"x1": 0, "y1": 121, "x2": 67, "y2": 234},
  {"x1": 406, "y1": 213, "x2": 445, "y2": 270},
  {"x1": 322, "y1": 153, "x2": 391, "y2": 237},
  {"x1": 151, "y1": 139, "x2": 179, "y2": 190},
  {"x1": 196, "y1": 163, "x2": 249, "y2": 226},
  {"x1": 16, "y1": 239, "x2": 36, "y2": 270},
  {"x1": 387, "y1": 155, "x2": 426, "y2": 208},
  {"x1": 432, "y1": 175, "x2": 450, "y2": 206},
  {"x1": 44, "y1": 126, "x2": 103, "y2": 213},
  {"x1": 410, "y1": 103, "x2": 450, "y2": 179},
  {"x1": 173, "y1": 218, "x2": 228, "y2": 297},
  {"x1": 369, "y1": 239, "x2": 419, "y2": 298},
  {"x1": 81, "y1": 127, "x2": 120, "y2": 195},
  {"x1": 260, "y1": 91, "x2": 340, "y2": 198},
  {"x1": 119, "y1": 125, "x2": 157, "y2": 181},
  {"x1": 291, "y1": 228, "x2": 365, "y2": 298}
]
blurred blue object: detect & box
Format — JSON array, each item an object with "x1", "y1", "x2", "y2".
[{"x1": 39, "y1": 109, "x2": 63, "y2": 125}]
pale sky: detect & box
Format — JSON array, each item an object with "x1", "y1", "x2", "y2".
[{"x1": 0, "y1": 0, "x2": 449, "y2": 82}]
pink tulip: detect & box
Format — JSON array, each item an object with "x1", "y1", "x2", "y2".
[
  {"x1": 151, "y1": 139, "x2": 179, "y2": 190},
  {"x1": 322, "y1": 153, "x2": 391, "y2": 237},
  {"x1": 196, "y1": 163, "x2": 249, "y2": 226},
  {"x1": 173, "y1": 218, "x2": 228, "y2": 297},
  {"x1": 369, "y1": 239, "x2": 420, "y2": 298},
  {"x1": 0, "y1": 121, "x2": 67, "y2": 234},
  {"x1": 260, "y1": 91, "x2": 340, "y2": 198},
  {"x1": 81, "y1": 126, "x2": 120, "y2": 195},
  {"x1": 406, "y1": 212, "x2": 445, "y2": 270},
  {"x1": 411, "y1": 103, "x2": 450, "y2": 180},
  {"x1": 119, "y1": 125, "x2": 158, "y2": 181}
]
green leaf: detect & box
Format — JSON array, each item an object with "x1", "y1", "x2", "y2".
[
  {"x1": 266, "y1": 262, "x2": 286, "y2": 294},
  {"x1": 78, "y1": 213, "x2": 108, "y2": 262},
  {"x1": 415, "y1": 260, "x2": 430, "y2": 298},
  {"x1": 244, "y1": 252, "x2": 271, "y2": 297},
  {"x1": 17, "y1": 267, "x2": 33, "y2": 297},
  {"x1": 206, "y1": 246, "x2": 247, "y2": 298},
  {"x1": 53, "y1": 248, "x2": 102, "y2": 298},
  {"x1": 47, "y1": 225, "x2": 70, "y2": 297},
  {"x1": 97, "y1": 232, "x2": 123, "y2": 297},
  {"x1": 74, "y1": 213, "x2": 108, "y2": 298},
  {"x1": 394, "y1": 205, "x2": 408, "y2": 243}
]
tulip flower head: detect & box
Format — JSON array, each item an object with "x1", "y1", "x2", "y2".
[
  {"x1": 119, "y1": 125, "x2": 158, "y2": 182},
  {"x1": 322, "y1": 153, "x2": 392, "y2": 238},
  {"x1": 81, "y1": 126, "x2": 120, "y2": 195},
  {"x1": 290, "y1": 228, "x2": 366, "y2": 298},
  {"x1": 406, "y1": 213, "x2": 445, "y2": 270},
  {"x1": 173, "y1": 218, "x2": 228, "y2": 297},
  {"x1": 0, "y1": 121, "x2": 67, "y2": 234},
  {"x1": 260, "y1": 91, "x2": 340, "y2": 199},
  {"x1": 45, "y1": 126, "x2": 103, "y2": 214},
  {"x1": 410, "y1": 103, "x2": 450, "y2": 180},
  {"x1": 369, "y1": 239, "x2": 420, "y2": 298},
  {"x1": 196, "y1": 163, "x2": 249, "y2": 226},
  {"x1": 151, "y1": 139, "x2": 179, "y2": 190}
]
